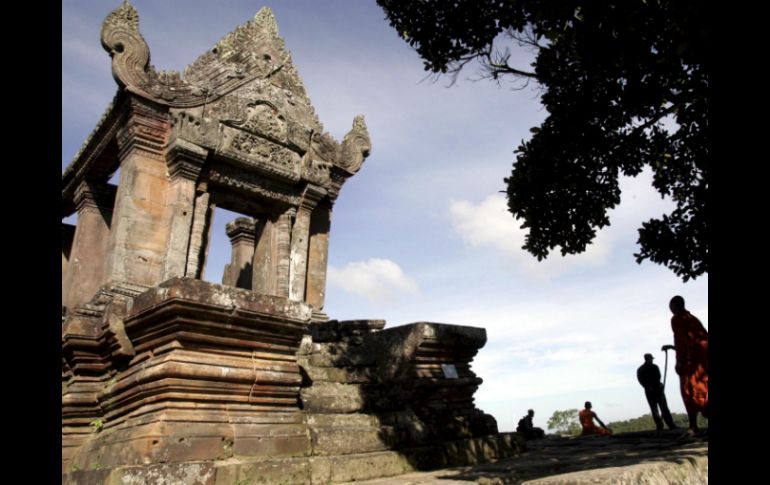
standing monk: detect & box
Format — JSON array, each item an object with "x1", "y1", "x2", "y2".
[{"x1": 664, "y1": 295, "x2": 708, "y2": 435}]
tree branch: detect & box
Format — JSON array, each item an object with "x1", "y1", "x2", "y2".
[
  {"x1": 631, "y1": 104, "x2": 678, "y2": 136},
  {"x1": 483, "y1": 48, "x2": 538, "y2": 79}
]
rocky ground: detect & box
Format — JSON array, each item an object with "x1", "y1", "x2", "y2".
[{"x1": 341, "y1": 430, "x2": 708, "y2": 485}]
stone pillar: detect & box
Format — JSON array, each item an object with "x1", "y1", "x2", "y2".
[
  {"x1": 222, "y1": 217, "x2": 257, "y2": 289},
  {"x1": 306, "y1": 202, "x2": 331, "y2": 310},
  {"x1": 103, "y1": 96, "x2": 172, "y2": 288},
  {"x1": 289, "y1": 187, "x2": 325, "y2": 302},
  {"x1": 62, "y1": 181, "x2": 117, "y2": 309},
  {"x1": 185, "y1": 188, "x2": 214, "y2": 279},
  {"x1": 252, "y1": 216, "x2": 277, "y2": 296},
  {"x1": 162, "y1": 138, "x2": 207, "y2": 280},
  {"x1": 275, "y1": 208, "x2": 295, "y2": 298},
  {"x1": 289, "y1": 209, "x2": 311, "y2": 302},
  {"x1": 62, "y1": 223, "x2": 76, "y2": 292}
]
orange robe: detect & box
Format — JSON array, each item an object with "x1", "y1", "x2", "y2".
[
  {"x1": 579, "y1": 409, "x2": 610, "y2": 436},
  {"x1": 671, "y1": 311, "x2": 709, "y2": 417}
]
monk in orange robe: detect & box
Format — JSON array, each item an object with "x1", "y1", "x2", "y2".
[
  {"x1": 578, "y1": 401, "x2": 611, "y2": 436},
  {"x1": 666, "y1": 295, "x2": 708, "y2": 435}
]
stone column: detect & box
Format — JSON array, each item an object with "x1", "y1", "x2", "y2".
[
  {"x1": 185, "y1": 188, "x2": 213, "y2": 279},
  {"x1": 306, "y1": 202, "x2": 331, "y2": 310},
  {"x1": 62, "y1": 181, "x2": 117, "y2": 309},
  {"x1": 275, "y1": 208, "x2": 295, "y2": 298},
  {"x1": 103, "y1": 96, "x2": 171, "y2": 288},
  {"x1": 252, "y1": 216, "x2": 276, "y2": 296},
  {"x1": 289, "y1": 187, "x2": 325, "y2": 302},
  {"x1": 162, "y1": 139, "x2": 207, "y2": 280},
  {"x1": 289, "y1": 208, "x2": 311, "y2": 302},
  {"x1": 222, "y1": 217, "x2": 257, "y2": 289},
  {"x1": 196, "y1": 197, "x2": 217, "y2": 281}
]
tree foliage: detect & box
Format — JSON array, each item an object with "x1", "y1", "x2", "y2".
[
  {"x1": 546, "y1": 408, "x2": 581, "y2": 436},
  {"x1": 607, "y1": 413, "x2": 708, "y2": 433},
  {"x1": 377, "y1": 0, "x2": 708, "y2": 281}
]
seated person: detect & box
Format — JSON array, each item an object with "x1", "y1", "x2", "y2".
[
  {"x1": 578, "y1": 401, "x2": 612, "y2": 436},
  {"x1": 516, "y1": 409, "x2": 545, "y2": 439}
]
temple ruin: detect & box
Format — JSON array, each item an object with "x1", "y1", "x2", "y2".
[{"x1": 61, "y1": 2, "x2": 522, "y2": 483}]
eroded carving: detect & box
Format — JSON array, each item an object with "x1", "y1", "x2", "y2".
[
  {"x1": 339, "y1": 115, "x2": 372, "y2": 173},
  {"x1": 208, "y1": 164, "x2": 300, "y2": 206}
]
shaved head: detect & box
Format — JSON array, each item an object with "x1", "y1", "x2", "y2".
[{"x1": 669, "y1": 295, "x2": 685, "y2": 313}]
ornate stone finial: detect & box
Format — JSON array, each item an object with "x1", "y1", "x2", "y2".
[
  {"x1": 98, "y1": 1, "x2": 306, "y2": 109},
  {"x1": 339, "y1": 116, "x2": 372, "y2": 174},
  {"x1": 253, "y1": 7, "x2": 280, "y2": 38},
  {"x1": 101, "y1": 0, "x2": 151, "y2": 93}
]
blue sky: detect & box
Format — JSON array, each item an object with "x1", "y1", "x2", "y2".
[{"x1": 63, "y1": 0, "x2": 708, "y2": 432}]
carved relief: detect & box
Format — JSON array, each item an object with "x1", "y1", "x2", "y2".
[
  {"x1": 217, "y1": 99, "x2": 289, "y2": 145},
  {"x1": 170, "y1": 111, "x2": 221, "y2": 148},
  {"x1": 209, "y1": 95, "x2": 250, "y2": 127},
  {"x1": 302, "y1": 155, "x2": 332, "y2": 186},
  {"x1": 286, "y1": 120, "x2": 312, "y2": 153},
  {"x1": 311, "y1": 132, "x2": 340, "y2": 165},
  {"x1": 228, "y1": 131, "x2": 299, "y2": 172},
  {"x1": 208, "y1": 165, "x2": 300, "y2": 206},
  {"x1": 244, "y1": 104, "x2": 287, "y2": 141}
]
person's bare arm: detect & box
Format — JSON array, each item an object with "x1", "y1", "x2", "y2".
[{"x1": 593, "y1": 412, "x2": 606, "y2": 428}]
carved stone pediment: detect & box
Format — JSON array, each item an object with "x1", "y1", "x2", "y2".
[{"x1": 89, "y1": 1, "x2": 373, "y2": 196}]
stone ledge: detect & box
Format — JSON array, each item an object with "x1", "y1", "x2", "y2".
[{"x1": 61, "y1": 432, "x2": 524, "y2": 484}]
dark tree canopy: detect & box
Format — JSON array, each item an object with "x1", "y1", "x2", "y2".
[{"x1": 377, "y1": 0, "x2": 708, "y2": 281}]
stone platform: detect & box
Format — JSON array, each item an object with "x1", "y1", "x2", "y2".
[
  {"x1": 63, "y1": 433, "x2": 523, "y2": 484},
  {"x1": 342, "y1": 431, "x2": 708, "y2": 485}
]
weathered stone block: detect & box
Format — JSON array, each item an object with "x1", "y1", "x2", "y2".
[
  {"x1": 214, "y1": 458, "x2": 311, "y2": 485},
  {"x1": 300, "y1": 382, "x2": 365, "y2": 413},
  {"x1": 310, "y1": 452, "x2": 413, "y2": 484},
  {"x1": 232, "y1": 423, "x2": 311, "y2": 457},
  {"x1": 310, "y1": 427, "x2": 390, "y2": 456},
  {"x1": 111, "y1": 462, "x2": 217, "y2": 485}
]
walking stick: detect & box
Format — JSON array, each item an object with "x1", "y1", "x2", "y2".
[{"x1": 661, "y1": 345, "x2": 674, "y2": 389}]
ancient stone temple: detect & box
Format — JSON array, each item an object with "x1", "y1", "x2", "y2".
[{"x1": 61, "y1": 2, "x2": 522, "y2": 483}]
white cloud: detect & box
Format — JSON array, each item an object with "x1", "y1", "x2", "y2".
[
  {"x1": 448, "y1": 194, "x2": 613, "y2": 279},
  {"x1": 328, "y1": 258, "x2": 419, "y2": 302},
  {"x1": 611, "y1": 167, "x2": 676, "y2": 233},
  {"x1": 446, "y1": 166, "x2": 678, "y2": 281}
]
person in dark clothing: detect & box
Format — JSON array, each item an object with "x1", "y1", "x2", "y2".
[
  {"x1": 637, "y1": 353, "x2": 678, "y2": 431},
  {"x1": 516, "y1": 409, "x2": 545, "y2": 439}
]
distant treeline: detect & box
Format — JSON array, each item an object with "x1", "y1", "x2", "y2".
[{"x1": 606, "y1": 413, "x2": 708, "y2": 433}]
